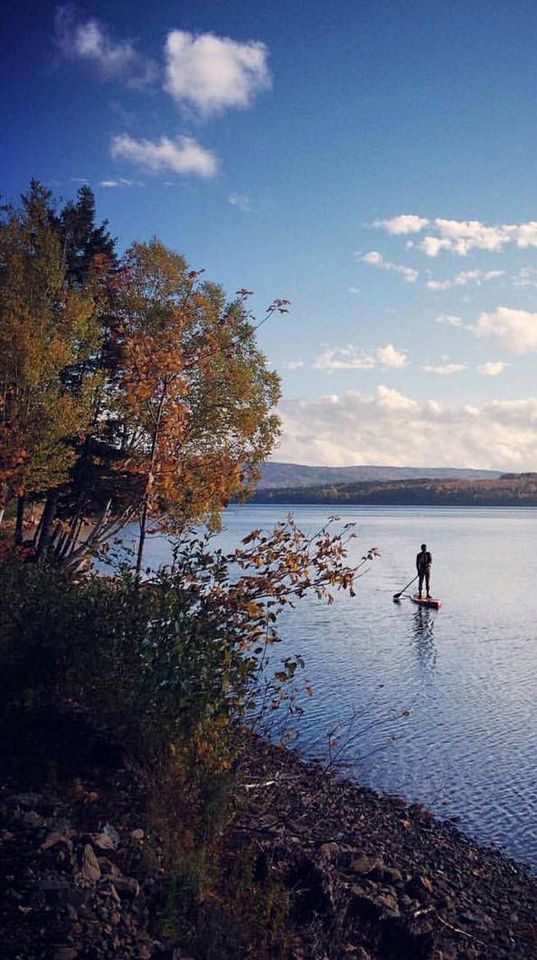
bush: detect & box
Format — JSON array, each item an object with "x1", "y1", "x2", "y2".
[{"x1": 0, "y1": 518, "x2": 365, "y2": 957}]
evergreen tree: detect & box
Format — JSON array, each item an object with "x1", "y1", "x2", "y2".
[{"x1": 60, "y1": 185, "x2": 116, "y2": 285}]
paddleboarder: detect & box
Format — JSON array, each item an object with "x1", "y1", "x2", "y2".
[{"x1": 416, "y1": 544, "x2": 432, "y2": 599}]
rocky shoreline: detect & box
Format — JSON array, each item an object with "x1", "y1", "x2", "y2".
[
  {"x1": 1, "y1": 708, "x2": 536, "y2": 958},
  {"x1": 235, "y1": 734, "x2": 537, "y2": 958}
]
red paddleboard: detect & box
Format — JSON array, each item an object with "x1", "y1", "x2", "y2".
[{"x1": 411, "y1": 594, "x2": 442, "y2": 610}]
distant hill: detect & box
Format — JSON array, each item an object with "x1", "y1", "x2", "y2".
[
  {"x1": 253, "y1": 474, "x2": 537, "y2": 507},
  {"x1": 259, "y1": 462, "x2": 503, "y2": 490}
]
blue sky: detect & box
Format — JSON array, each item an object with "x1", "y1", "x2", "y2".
[{"x1": 4, "y1": 1, "x2": 537, "y2": 468}]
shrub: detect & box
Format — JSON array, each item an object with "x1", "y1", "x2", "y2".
[{"x1": 0, "y1": 517, "x2": 367, "y2": 956}]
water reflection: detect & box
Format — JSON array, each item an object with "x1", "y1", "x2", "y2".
[
  {"x1": 142, "y1": 504, "x2": 537, "y2": 871},
  {"x1": 411, "y1": 607, "x2": 437, "y2": 671}
]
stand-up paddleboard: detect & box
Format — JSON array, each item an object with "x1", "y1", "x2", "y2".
[{"x1": 411, "y1": 594, "x2": 442, "y2": 610}]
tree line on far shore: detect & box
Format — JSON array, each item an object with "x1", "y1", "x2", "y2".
[{"x1": 253, "y1": 474, "x2": 537, "y2": 507}]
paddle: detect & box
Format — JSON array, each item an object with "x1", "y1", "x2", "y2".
[{"x1": 393, "y1": 574, "x2": 418, "y2": 601}]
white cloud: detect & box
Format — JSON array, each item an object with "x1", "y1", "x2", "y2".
[
  {"x1": 314, "y1": 347, "x2": 375, "y2": 371},
  {"x1": 375, "y1": 213, "x2": 537, "y2": 257},
  {"x1": 55, "y1": 6, "x2": 157, "y2": 87},
  {"x1": 110, "y1": 134, "x2": 217, "y2": 178},
  {"x1": 164, "y1": 30, "x2": 271, "y2": 116},
  {"x1": 375, "y1": 343, "x2": 409, "y2": 368},
  {"x1": 283, "y1": 360, "x2": 305, "y2": 370},
  {"x1": 275, "y1": 389, "x2": 537, "y2": 468},
  {"x1": 478, "y1": 362, "x2": 509, "y2": 376},
  {"x1": 480, "y1": 269, "x2": 505, "y2": 282},
  {"x1": 348, "y1": 286, "x2": 361, "y2": 295},
  {"x1": 422, "y1": 363, "x2": 467, "y2": 375},
  {"x1": 510, "y1": 223, "x2": 537, "y2": 248},
  {"x1": 427, "y1": 269, "x2": 505, "y2": 291},
  {"x1": 99, "y1": 177, "x2": 140, "y2": 188},
  {"x1": 376, "y1": 385, "x2": 417, "y2": 410},
  {"x1": 374, "y1": 214, "x2": 430, "y2": 235},
  {"x1": 474, "y1": 306, "x2": 537, "y2": 353},
  {"x1": 228, "y1": 193, "x2": 251, "y2": 211},
  {"x1": 361, "y1": 251, "x2": 382, "y2": 266},
  {"x1": 420, "y1": 236, "x2": 452, "y2": 257},
  {"x1": 360, "y1": 251, "x2": 418, "y2": 283},
  {"x1": 434, "y1": 314, "x2": 463, "y2": 327},
  {"x1": 314, "y1": 344, "x2": 408, "y2": 372},
  {"x1": 513, "y1": 267, "x2": 537, "y2": 288},
  {"x1": 426, "y1": 219, "x2": 507, "y2": 256}
]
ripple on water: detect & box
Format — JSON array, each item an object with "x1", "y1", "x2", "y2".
[{"x1": 145, "y1": 505, "x2": 537, "y2": 872}]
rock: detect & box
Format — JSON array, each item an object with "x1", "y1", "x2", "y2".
[
  {"x1": 103, "y1": 823, "x2": 120, "y2": 846},
  {"x1": 39, "y1": 878, "x2": 71, "y2": 905},
  {"x1": 348, "y1": 890, "x2": 383, "y2": 922},
  {"x1": 131, "y1": 828, "x2": 145, "y2": 842},
  {"x1": 82, "y1": 843, "x2": 101, "y2": 883},
  {"x1": 92, "y1": 831, "x2": 116, "y2": 851},
  {"x1": 39, "y1": 879, "x2": 91, "y2": 911},
  {"x1": 113, "y1": 876, "x2": 140, "y2": 899},
  {"x1": 407, "y1": 873, "x2": 433, "y2": 898},
  {"x1": 348, "y1": 855, "x2": 380, "y2": 876},
  {"x1": 41, "y1": 828, "x2": 73, "y2": 851},
  {"x1": 318, "y1": 841, "x2": 339, "y2": 859},
  {"x1": 370, "y1": 864, "x2": 403, "y2": 884},
  {"x1": 92, "y1": 823, "x2": 120, "y2": 850},
  {"x1": 23, "y1": 810, "x2": 43, "y2": 827},
  {"x1": 377, "y1": 892, "x2": 401, "y2": 917}
]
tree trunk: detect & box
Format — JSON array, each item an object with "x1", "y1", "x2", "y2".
[
  {"x1": 135, "y1": 389, "x2": 167, "y2": 577},
  {"x1": 55, "y1": 510, "x2": 81, "y2": 562},
  {"x1": 15, "y1": 494, "x2": 26, "y2": 545},
  {"x1": 36, "y1": 491, "x2": 58, "y2": 561},
  {"x1": 135, "y1": 494, "x2": 150, "y2": 577}
]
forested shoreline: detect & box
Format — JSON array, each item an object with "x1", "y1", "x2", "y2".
[{"x1": 253, "y1": 474, "x2": 537, "y2": 507}]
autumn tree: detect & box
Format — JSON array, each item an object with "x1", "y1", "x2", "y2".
[
  {"x1": 0, "y1": 185, "x2": 285, "y2": 572},
  {"x1": 0, "y1": 182, "x2": 98, "y2": 545},
  {"x1": 98, "y1": 240, "x2": 282, "y2": 574}
]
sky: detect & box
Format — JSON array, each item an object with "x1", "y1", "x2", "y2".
[{"x1": 4, "y1": 1, "x2": 537, "y2": 469}]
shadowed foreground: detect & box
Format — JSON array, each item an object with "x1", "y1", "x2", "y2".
[{"x1": 2, "y1": 706, "x2": 536, "y2": 959}]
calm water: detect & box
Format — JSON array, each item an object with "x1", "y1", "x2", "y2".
[{"x1": 140, "y1": 504, "x2": 537, "y2": 871}]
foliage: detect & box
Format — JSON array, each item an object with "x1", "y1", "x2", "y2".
[
  {"x1": 0, "y1": 516, "x2": 363, "y2": 747},
  {"x1": 158, "y1": 843, "x2": 290, "y2": 958},
  {"x1": 59, "y1": 184, "x2": 116, "y2": 285},
  {"x1": 0, "y1": 181, "x2": 285, "y2": 572},
  {"x1": 0, "y1": 512, "x2": 368, "y2": 956},
  {"x1": 0, "y1": 182, "x2": 98, "y2": 510},
  {"x1": 102, "y1": 239, "x2": 282, "y2": 571}
]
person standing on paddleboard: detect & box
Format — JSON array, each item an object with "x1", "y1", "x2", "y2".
[{"x1": 416, "y1": 544, "x2": 432, "y2": 599}]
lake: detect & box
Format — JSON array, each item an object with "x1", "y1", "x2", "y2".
[{"x1": 138, "y1": 504, "x2": 537, "y2": 872}]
